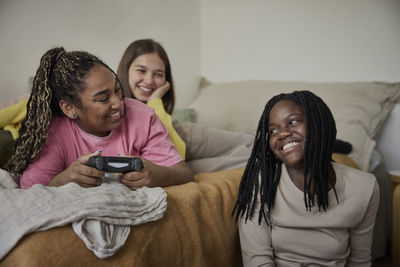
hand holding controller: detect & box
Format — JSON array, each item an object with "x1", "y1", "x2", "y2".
[{"x1": 86, "y1": 156, "x2": 143, "y2": 173}]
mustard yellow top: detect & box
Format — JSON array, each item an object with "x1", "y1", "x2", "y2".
[
  {"x1": 0, "y1": 98, "x2": 28, "y2": 139},
  {"x1": 147, "y1": 98, "x2": 186, "y2": 160}
]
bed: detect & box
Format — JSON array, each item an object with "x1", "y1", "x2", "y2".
[
  {"x1": 0, "y1": 80, "x2": 399, "y2": 266},
  {"x1": 0, "y1": 157, "x2": 359, "y2": 267}
]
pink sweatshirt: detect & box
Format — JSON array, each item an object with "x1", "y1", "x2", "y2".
[{"x1": 20, "y1": 98, "x2": 182, "y2": 189}]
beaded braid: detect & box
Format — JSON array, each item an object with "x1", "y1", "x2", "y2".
[
  {"x1": 233, "y1": 90, "x2": 337, "y2": 225},
  {"x1": 5, "y1": 47, "x2": 124, "y2": 175}
]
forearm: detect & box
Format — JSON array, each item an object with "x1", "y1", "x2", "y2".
[
  {"x1": 154, "y1": 161, "x2": 193, "y2": 187},
  {"x1": 347, "y1": 180, "x2": 380, "y2": 266},
  {"x1": 48, "y1": 171, "x2": 69, "y2": 187},
  {"x1": 49, "y1": 152, "x2": 104, "y2": 188},
  {"x1": 239, "y1": 214, "x2": 275, "y2": 267}
]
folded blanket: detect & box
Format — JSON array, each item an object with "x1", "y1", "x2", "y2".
[{"x1": 0, "y1": 169, "x2": 167, "y2": 259}]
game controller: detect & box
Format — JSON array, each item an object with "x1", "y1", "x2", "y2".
[{"x1": 86, "y1": 156, "x2": 143, "y2": 173}]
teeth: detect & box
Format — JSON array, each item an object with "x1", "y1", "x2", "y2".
[
  {"x1": 111, "y1": 112, "x2": 120, "y2": 117},
  {"x1": 139, "y1": 86, "x2": 152, "y2": 92},
  {"x1": 283, "y1": 142, "x2": 299, "y2": 151}
]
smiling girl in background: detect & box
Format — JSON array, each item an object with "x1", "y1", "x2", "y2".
[{"x1": 117, "y1": 39, "x2": 186, "y2": 159}]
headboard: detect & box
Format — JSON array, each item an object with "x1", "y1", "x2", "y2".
[{"x1": 188, "y1": 80, "x2": 400, "y2": 172}]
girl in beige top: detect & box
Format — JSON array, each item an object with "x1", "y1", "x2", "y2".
[{"x1": 233, "y1": 90, "x2": 379, "y2": 266}]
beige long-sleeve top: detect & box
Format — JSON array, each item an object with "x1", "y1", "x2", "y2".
[{"x1": 239, "y1": 162, "x2": 380, "y2": 267}]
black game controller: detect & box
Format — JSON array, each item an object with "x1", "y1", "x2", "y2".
[{"x1": 86, "y1": 156, "x2": 143, "y2": 173}]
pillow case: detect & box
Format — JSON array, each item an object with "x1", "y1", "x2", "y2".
[{"x1": 189, "y1": 80, "x2": 400, "y2": 171}]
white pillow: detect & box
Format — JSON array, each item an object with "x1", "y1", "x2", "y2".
[{"x1": 189, "y1": 80, "x2": 400, "y2": 171}]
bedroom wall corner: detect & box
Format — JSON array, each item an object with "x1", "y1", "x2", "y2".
[
  {"x1": 0, "y1": 0, "x2": 202, "y2": 108},
  {"x1": 200, "y1": 0, "x2": 400, "y2": 83}
]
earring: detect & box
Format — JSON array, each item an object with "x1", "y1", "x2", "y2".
[{"x1": 72, "y1": 113, "x2": 77, "y2": 119}]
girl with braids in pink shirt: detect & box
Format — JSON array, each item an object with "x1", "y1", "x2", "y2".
[{"x1": 6, "y1": 47, "x2": 193, "y2": 189}]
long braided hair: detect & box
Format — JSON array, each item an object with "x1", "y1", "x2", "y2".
[
  {"x1": 232, "y1": 90, "x2": 337, "y2": 225},
  {"x1": 5, "y1": 47, "x2": 124, "y2": 175}
]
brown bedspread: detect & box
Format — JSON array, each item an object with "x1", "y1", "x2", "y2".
[
  {"x1": 0, "y1": 154, "x2": 355, "y2": 267},
  {"x1": 0, "y1": 168, "x2": 244, "y2": 267}
]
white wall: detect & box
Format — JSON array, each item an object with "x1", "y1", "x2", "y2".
[
  {"x1": 1, "y1": 0, "x2": 400, "y2": 170},
  {"x1": 0, "y1": 0, "x2": 201, "y2": 108},
  {"x1": 2, "y1": 0, "x2": 399, "y2": 105},
  {"x1": 200, "y1": 0, "x2": 400, "y2": 83},
  {"x1": 200, "y1": 0, "x2": 400, "y2": 171}
]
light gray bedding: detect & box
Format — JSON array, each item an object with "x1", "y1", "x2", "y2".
[{"x1": 0, "y1": 169, "x2": 167, "y2": 259}]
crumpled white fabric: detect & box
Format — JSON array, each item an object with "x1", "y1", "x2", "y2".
[
  {"x1": 72, "y1": 220, "x2": 132, "y2": 258},
  {"x1": 0, "y1": 168, "x2": 167, "y2": 259}
]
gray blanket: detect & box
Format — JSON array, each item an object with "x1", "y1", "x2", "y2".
[{"x1": 0, "y1": 169, "x2": 167, "y2": 259}]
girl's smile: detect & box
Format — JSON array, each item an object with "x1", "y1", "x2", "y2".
[
  {"x1": 268, "y1": 100, "x2": 306, "y2": 169},
  {"x1": 128, "y1": 52, "x2": 166, "y2": 102},
  {"x1": 72, "y1": 64, "x2": 123, "y2": 137}
]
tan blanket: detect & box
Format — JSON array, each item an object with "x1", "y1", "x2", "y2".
[
  {"x1": 0, "y1": 154, "x2": 355, "y2": 267},
  {"x1": 0, "y1": 168, "x2": 244, "y2": 267}
]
